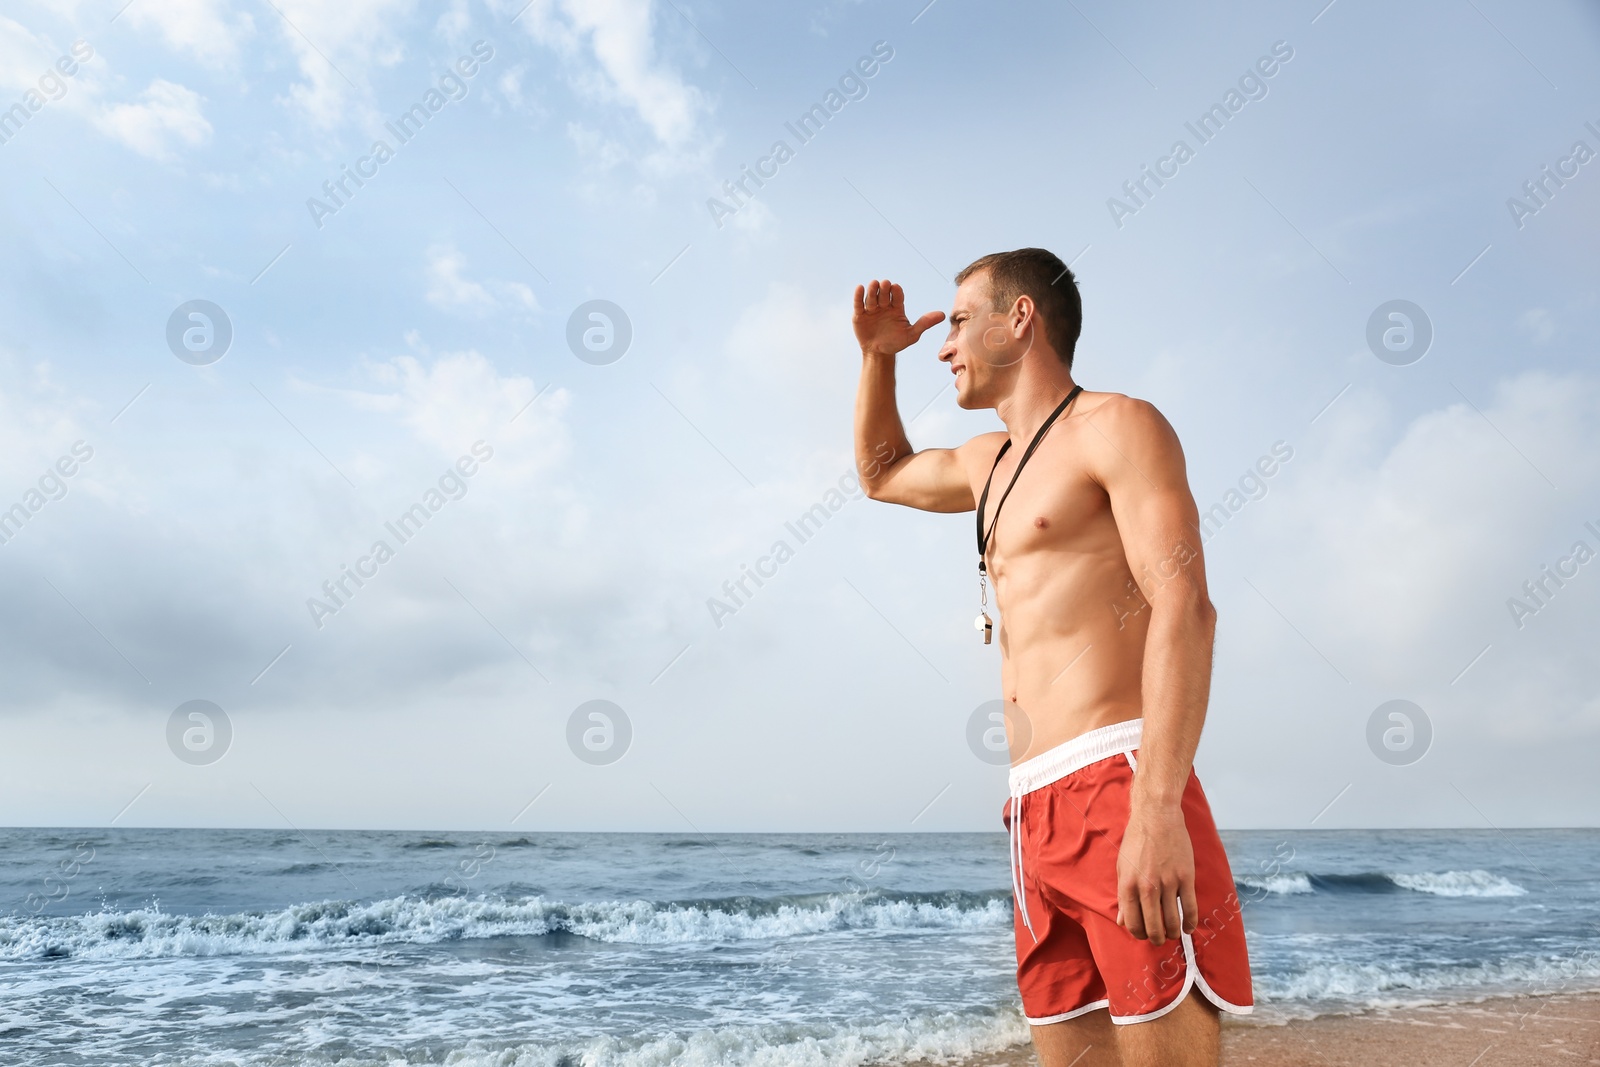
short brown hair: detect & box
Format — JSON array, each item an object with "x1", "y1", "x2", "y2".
[{"x1": 954, "y1": 248, "x2": 1083, "y2": 366}]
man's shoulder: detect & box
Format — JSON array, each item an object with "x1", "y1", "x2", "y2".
[
  {"x1": 1075, "y1": 390, "x2": 1168, "y2": 426},
  {"x1": 1075, "y1": 392, "x2": 1190, "y2": 490},
  {"x1": 952, "y1": 430, "x2": 1008, "y2": 470},
  {"x1": 957, "y1": 429, "x2": 1009, "y2": 450},
  {"x1": 1074, "y1": 391, "x2": 1180, "y2": 450}
]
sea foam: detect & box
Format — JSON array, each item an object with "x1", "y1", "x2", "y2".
[
  {"x1": 0, "y1": 889, "x2": 1011, "y2": 961},
  {"x1": 1387, "y1": 870, "x2": 1528, "y2": 897},
  {"x1": 1254, "y1": 952, "x2": 1600, "y2": 1013},
  {"x1": 1235, "y1": 869, "x2": 1528, "y2": 898},
  {"x1": 427, "y1": 1010, "x2": 1031, "y2": 1067}
]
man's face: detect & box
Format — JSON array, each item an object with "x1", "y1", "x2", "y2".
[{"x1": 938, "y1": 273, "x2": 1032, "y2": 409}]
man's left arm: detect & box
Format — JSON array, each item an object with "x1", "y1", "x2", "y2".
[{"x1": 1089, "y1": 396, "x2": 1216, "y2": 948}]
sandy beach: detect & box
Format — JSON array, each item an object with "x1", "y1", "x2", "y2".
[{"x1": 937, "y1": 993, "x2": 1600, "y2": 1066}]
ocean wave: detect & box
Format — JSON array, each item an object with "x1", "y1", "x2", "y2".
[
  {"x1": 1236, "y1": 870, "x2": 1527, "y2": 898},
  {"x1": 1255, "y1": 952, "x2": 1600, "y2": 1009},
  {"x1": 1387, "y1": 871, "x2": 1527, "y2": 897},
  {"x1": 173, "y1": 1008, "x2": 1031, "y2": 1067},
  {"x1": 276, "y1": 863, "x2": 332, "y2": 875},
  {"x1": 1236, "y1": 873, "x2": 1313, "y2": 895},
  {"x1": 428, "y1": 1009, "x2": 1029, "y2": 1067},
  {"x1": 0, "y1": 889, "x2": 1012, "y2": 962}
]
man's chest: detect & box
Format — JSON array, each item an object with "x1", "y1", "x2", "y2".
[{"x1": 978, "y1": 442, "x2": 1109, "y2": 565}]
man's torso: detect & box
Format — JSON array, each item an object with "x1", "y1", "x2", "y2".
[{"x1": 961, "y1": 390, "x2": 1155, "y2": 763}]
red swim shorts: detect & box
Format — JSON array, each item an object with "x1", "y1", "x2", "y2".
[{"x1": 1002, "y1": 718, "x2": 1253, "y2": 1025}]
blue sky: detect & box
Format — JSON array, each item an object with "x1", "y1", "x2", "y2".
[{"x1": 1, "y1": 0, "x2": 1597, "y2": 831}]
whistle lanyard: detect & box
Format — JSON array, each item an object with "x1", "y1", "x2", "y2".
[{"x1": 975, "y1": 385, "x2": 1083, "y2": 580}]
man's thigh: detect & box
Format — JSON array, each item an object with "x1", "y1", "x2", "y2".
[
  {"x1": 1030, "y1": 991, "x2": 1219, "y2": 1067},
  {"x1": 1030, "y1": 1008, "x2": 1119, "y2": 1067},
  {"x1": 1113, "y1": 989, "x2": 1220, "y2": 1067}
]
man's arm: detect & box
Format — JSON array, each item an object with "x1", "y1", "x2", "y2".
[
  {"x1": 1088, "y1": 396, "x2": 1216, "y2": 948},
  {"x1": 852, "y1": 280, "x2": 972, "y2": 512}
]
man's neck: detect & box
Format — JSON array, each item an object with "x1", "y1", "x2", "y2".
[{"x1": 994, "y1": 360, "x2": 1079, "y2": 445}]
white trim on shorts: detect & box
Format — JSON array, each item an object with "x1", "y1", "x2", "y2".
[
  {"x1": 1024, "y1": 998, "x2": 1110, "y2": 1026},
  {"x1": 1108, "y1": 924, "x2": 1254, "y2": 1025},
  {"x1": 1107, "y1": 902, "x2": 1254, "y2": 1023},
  {"x1": 1027, "y1": 925, "x2": 1255, "y2": 1027},
  {"x1": 1008, "y1": 717, "x2": 1144, "y2": 795}
]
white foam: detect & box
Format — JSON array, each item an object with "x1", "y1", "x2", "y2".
[
  {"x1": 1236, "y1": 872, "x2": 1313, "y2": 895},
  {"x1": 0, "y1": 891, "x2": 1012, "y2": 961},
  {"x1": 1388, "y1": 871, "x2": 1528, "y2": 897},
  {"x1": 1255, "y1": 953, "x2": 1600, "y2": 1009},
  {"x1": 301, "y1": 1008, "x2": 1032, "y2": 1067}
]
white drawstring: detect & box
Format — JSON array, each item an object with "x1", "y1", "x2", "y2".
[
  {"x1": 1010, "y1": 784, "x2": 1037, "y2": 943},
  {"x1": 1005, "y1": 719, "x2": 1144, "y2": 948}
]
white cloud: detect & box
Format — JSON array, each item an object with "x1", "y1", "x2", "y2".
[
  {"x1": 424, "y1": 246, "x2": 541, "y2": 314},
  {"x1": 1519, "y1": 308, "x2": 1556, "y2": 343},
  {"x1": 516, "y1": 0, "x2": 705, "y2": 149},
  {"x1": 0, "y1": 365, "x2": 92, "y2": 482},
  {"x1": 498, "y1": 66, "x2": 528, "y2": 108},
  {"x1": 425, "y1": 246, "x2": 493, "y2": 310},
  {"x1": 566, "y1": 121, "x2": 630, "y2": 171},
  {"x1": 728, "y1": 196, "x2": 775, "y2": 234},
  {"x1": 807, "y1": 0, "x2": 869, "y2": 37},
  {"x1": 268, "y1": 0, "x2": 413, "y2": 129},
  {"x1": 723, "y1": 282, "x2": 854, "y2": 398},
  {"x1": 94, "y1": 78, "x2": 211, "y2": 160},
  {"x1": 340, "y1": 349, "x2": 567, "y2": 470},
  {"x1": 0, "y1": 15, "x2": 50, "y2": 92},
  {"x1": 0, "y1": 19, "x2": 110, "y2": 129},
  {"x1": 0, "y1": 15, "x2": 100, "y2": 100},
  {"x1": 1231, "y1": 371, "x2": 1600, "y2": 705},
  {"x1": 123, "y1": 0, "x2": 255, "y2": 67},
  {"x1": 434, "y1": 0, "x2": 474, "y2": 40},
  {"x1": 501, "y1": 281, "x2": 538, "y2": 309}
]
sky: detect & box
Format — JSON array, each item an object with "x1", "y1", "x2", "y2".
[{"x1": 0, "y1": 0, "x2": 1597, "y2": 832}]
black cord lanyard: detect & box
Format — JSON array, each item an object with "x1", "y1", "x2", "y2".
[{"x1": 975, "y1": 385, "x2": 1082, "y2": 577}]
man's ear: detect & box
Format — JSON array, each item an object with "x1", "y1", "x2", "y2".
[{"x1": 1012, "y1": 295, "x2": 1035, "y2": 340}]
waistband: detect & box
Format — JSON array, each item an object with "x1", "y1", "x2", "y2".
[{"x1": 1008, "y1": 718, "x2": 1143, "y2": 796}]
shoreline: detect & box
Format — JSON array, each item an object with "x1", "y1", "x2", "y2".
[{"x1": 928, "y1": 992, "x2": 1600, "y2": 1066}]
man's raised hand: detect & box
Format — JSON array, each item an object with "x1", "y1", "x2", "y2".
[{"x1": 853, "y1": 280, "x2": 945, "y2": 358}]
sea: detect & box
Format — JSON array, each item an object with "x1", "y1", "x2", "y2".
[{"x1": 1, "y1": 828, "x2": 1597, "y2": 1067}]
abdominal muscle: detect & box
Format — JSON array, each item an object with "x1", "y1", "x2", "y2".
[{"x1": 990, "y1": 526, "x2": 1151, "y2": 765}]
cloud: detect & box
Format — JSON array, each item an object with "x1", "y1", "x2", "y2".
[
  {"x1": 267, "y1": 0, "x2": 414, "y2": 129},
  {"x1": 341, "y1": 348, "x2": 567, "y2": 472},
  {"x1": 93, "y1": 78, "x2": 211, "y2": 160},
  {"x1": 0, "y1": 17, "x2": 108, "y2": 123},
  {"x1": 0, "y1": 15, "x2": 50, "y2": 92},
  {"x1": 516, "y1": 0, "x2": 705, "y2": 149},
  {"x1": 123, "y1": 0, "x2": 255, "y2": 67},
  {"x1": 1229, "y1": 371, "x2": 1600, "y2": 707},
  {"x1": 425, "y1": 246, "x2": 493, "y2": 310},
  {"x1": 423, "y1": 246, "x2": 540, "y2": 314},
  {"x1": 1519, "y1": 308, "x2": 1556, "y2": 343},
  {"x1": 721, "y1": 282, "x2": 862, "y2": 408},
  {"x1": 565, "y1": 121, "x2": 631, "y2": 171},
  {"x1": 497, "y1": 66, "x2": 530, "y2": 109},
  {"x1": 0, "y1": 363, "x2": 94, "y2": 486},
  {"x1": 726, "y1": 195, "x2": 775, "y2": 234},
  {"x1": 434, "y1": 0, "x2": 474, "y2": 40},
  {"x1": 807, "y1": 0, "x2": 869, "y2": 37}
]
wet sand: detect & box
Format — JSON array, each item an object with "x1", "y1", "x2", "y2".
[{"x1": 939, "y1": 993, "x2": 1600, "y2": 1066}]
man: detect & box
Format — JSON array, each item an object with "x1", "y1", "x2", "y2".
[{"x1": 851, "y1": 249, "x2": 1252, "y2": 1067}]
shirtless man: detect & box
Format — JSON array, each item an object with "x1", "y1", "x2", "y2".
[{"x1": 851, "y1": 248, "x2": 1252, "y2": 1067}]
